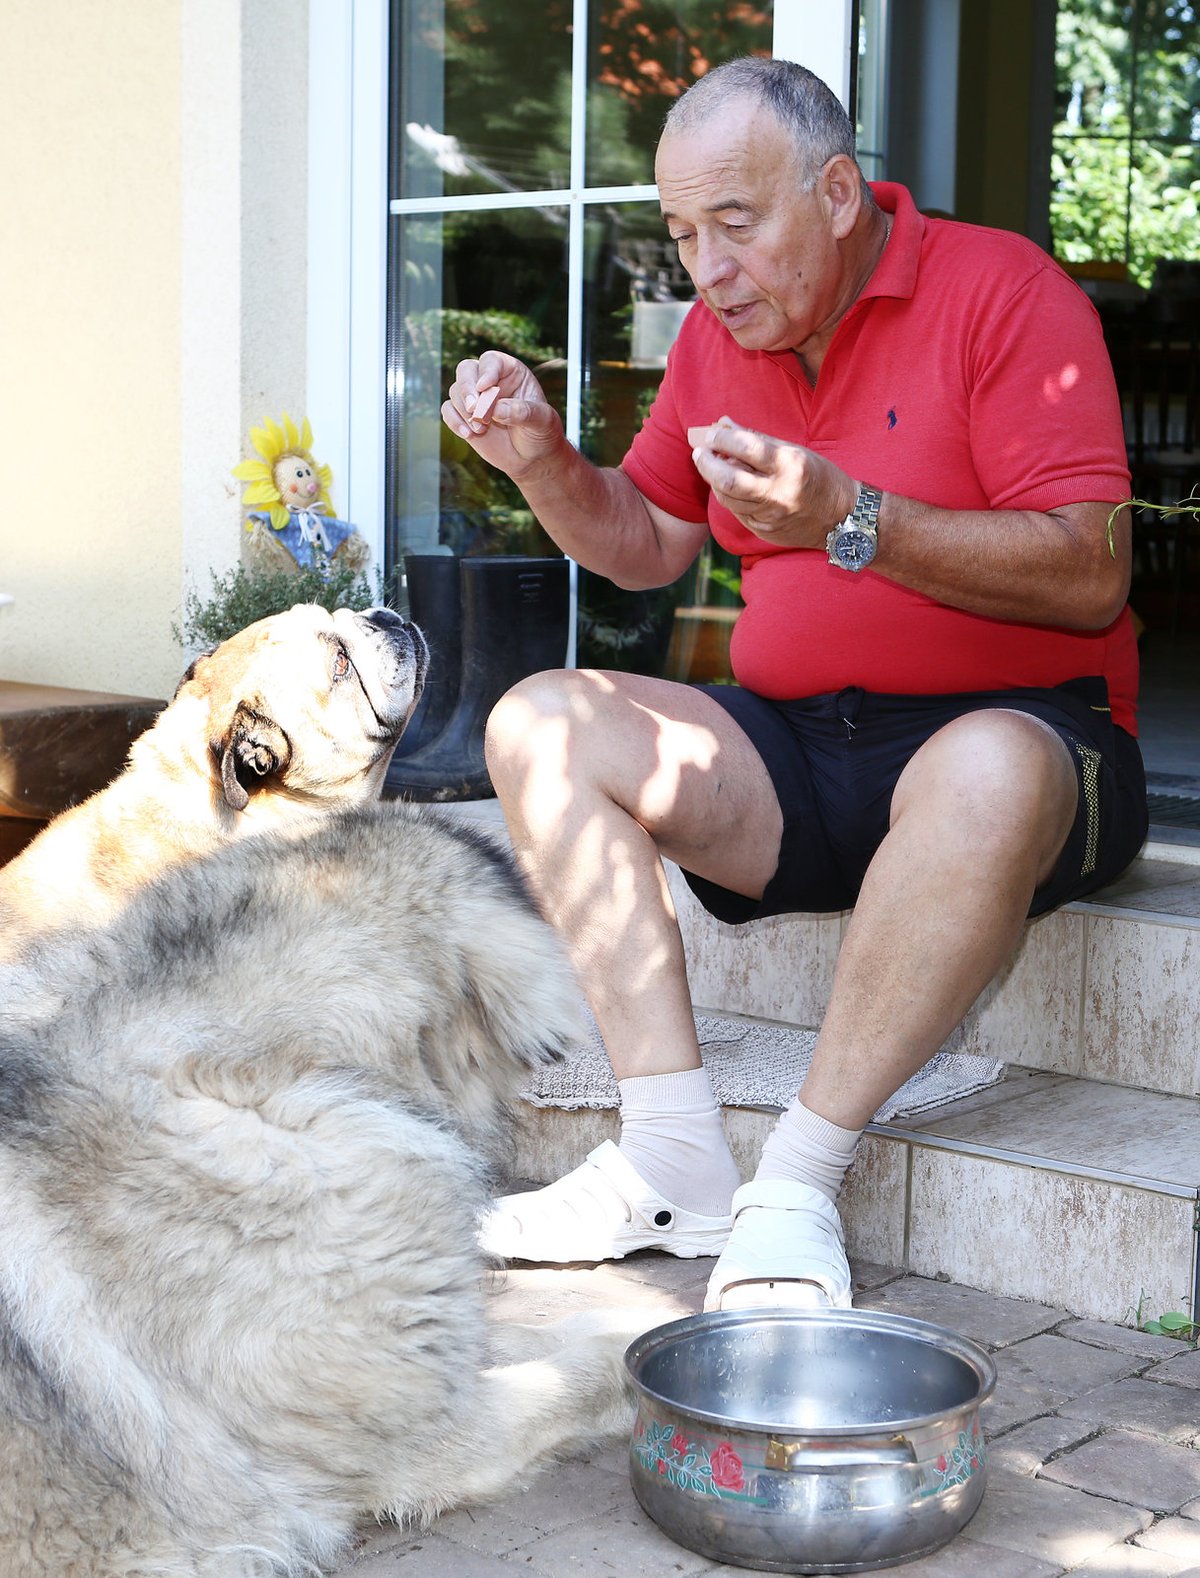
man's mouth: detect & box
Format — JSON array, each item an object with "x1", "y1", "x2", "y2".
[{"x1": 715, "y1": 301, "x2": 756, "y2": 326}]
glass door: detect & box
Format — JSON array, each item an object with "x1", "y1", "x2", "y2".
[{"x1": 387, "y1": 4, "x2": 893, "y2": 682}]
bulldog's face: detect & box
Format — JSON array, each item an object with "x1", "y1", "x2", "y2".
[{"x1": 181, "y1": 604, "x2": 429, "y2": 812}]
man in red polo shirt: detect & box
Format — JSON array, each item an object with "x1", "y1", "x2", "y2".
[{"x1": 441, "y1": 56, "x2": 1146, "y2": 1311}]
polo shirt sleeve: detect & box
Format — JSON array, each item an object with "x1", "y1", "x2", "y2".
[
  {"x1": 968, "y1": 267, "x2": 1131, "y2": 511},
  {"x1": 620, "y1": 325, "x2": 712, "y2": 524}
]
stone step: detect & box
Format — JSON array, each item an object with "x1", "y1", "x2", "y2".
[
  {"x1": 510, "y1": 1064, "x2": 1199, "y2": 1328},
  {"x1": 445, "y1": 803, "x2": 1199, "y2": 1327},
  {"x1": 668, "y1": 846, "x2": 1200, "y2": 1101}
]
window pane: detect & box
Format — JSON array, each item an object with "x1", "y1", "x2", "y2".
[
  {"x1": 575, "y1": 198, "x2": 740, "y2": 681},
  {"x1": 1052, "y1": 0, "x2": 1200, "y2": 287},
  {"x1": 1050, "y1": 132, "x2": 1132, "y2": 267},
  {"x1": 387, "y1": 210, "x2": 568, "y2": 563},
  {"x1": 392, "y1": 0, "x2": 573, "y2": 198},
  {"x1": 1130, "y1": 0, "x2": 1199, "y2": 141},
  {"x1": 1129, "y1": 138, "x2": 1200, "y2": 288},
  {"x1": 1055, "y1": 0, "x2": 1132, "y2": 136},
  {"x1": 585, "y1": 0, "x2": 774, "y2": 187}
]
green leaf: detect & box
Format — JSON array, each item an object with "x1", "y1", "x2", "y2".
[{"x1": 1157, "y1": 1312, "x2": 1196, "y2": 1333}]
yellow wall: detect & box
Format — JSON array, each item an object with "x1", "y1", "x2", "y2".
[
  {"x1": 0, "y1": 2, "x2": 184, "y2": 699},
  {"x1": 0, "y1": 0, "x2": 310, "y2": 703}
]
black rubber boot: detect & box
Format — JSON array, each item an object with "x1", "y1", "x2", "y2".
[
  {"x1": 386, "y1": 554, "x2": 463, "y2": 766},
  {"x1": 382, "y1": 555, "x2": 570, "y2": 803}
]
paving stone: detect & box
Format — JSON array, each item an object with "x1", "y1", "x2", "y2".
[
  {"x1": 599, "y1": 1252, "x2": 713, "y2": 1307},
  {"x1": 801, "y1": 1533, "x2": 1062, "y2": 1576},
  {"x1": 347, "y1": 1531, "x2": 515, "y2": 1573},
  {"x1": 855, "y1": 1276, "x2": 1061, "y2": 1348},
  {"x1": 963, "y1": 1470, "x2": 1152, "y2": 1565},
  {"x1": 430, "y1": 1458, "x2": 628, "y2": 1554},
  {"x1": 994, "y1": 1333, "x2": 1143, "y2": 1403},
  {"x1": 1144, "y1": 1350, "x2": 1200, "y2": 1390},
  {"x1": 1136, "y1": 1515, "x2": 1200, "y2": 1559},
  {"x1": 848, "y1": 1257, "x2": 907, "y2": 1293},
  {"x1": 501, "y1": 1506, "x2": 714, "y2": 1575},
  {"x1": 323, "y1": 1259, "x2": 1191, "y2": 1577},
  {"x1": 485, "y1": 1260, "x2": 694, "y2": 1327},
  {"x1": 1057, "y1": 1378, "x2": 1200, "y2": 1442},
  {"x1": 984, "y1": 1381, "x2": 1069, "y2": 1435},
  {"x1": 986, "y1": 1414, "x2": 1098, "y2": 1476},
  {"x1": 1062, "y1": 1544, "x2": 1199, "y2": 1575},
  {"x1": 1040, "y1": 1430, "x2": 1200, "y2": 1514},
  {"x1": 1059, "y1": 1319, "x2": 1197, "y2": 1362}
]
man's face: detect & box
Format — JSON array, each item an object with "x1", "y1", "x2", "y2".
[{"x1": 655, "y1": 101, "x2": 848, "y2": 357}]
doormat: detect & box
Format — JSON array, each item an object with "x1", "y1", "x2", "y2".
[
  {"x1": 522, "y1": 1014, "x2": 1005, "y2": 1123},
  {"x1": 1147, "y1": 791, "x2": 1200, "y2": 831}
]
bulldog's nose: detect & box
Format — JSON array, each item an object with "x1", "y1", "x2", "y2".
[{"x1": 366, "y1": 606, "x2": 407, "y2": 630}]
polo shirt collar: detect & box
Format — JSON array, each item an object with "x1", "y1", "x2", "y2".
[{"x1": 861, "y1": 181, "x2": 923, "y2": 302}]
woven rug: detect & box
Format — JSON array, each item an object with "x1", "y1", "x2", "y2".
[{"x1": 522, "y1": 1013, "x2": 1004, "y2": 1123}]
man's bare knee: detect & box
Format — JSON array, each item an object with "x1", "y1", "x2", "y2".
[{"x1": 893, "y1": 711, "x2": 1077, "y2": 863}]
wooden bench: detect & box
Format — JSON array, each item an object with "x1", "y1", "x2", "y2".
[{"x1": 0, "y1": 680, "x2": 165, "y2": 863}]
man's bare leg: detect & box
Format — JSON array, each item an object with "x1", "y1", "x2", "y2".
[
  {"x1": 485, "y1": 668, "x2": 784, "y2": 1081},
  {"x1": 708, "y1": 708, "x2": 1080, "y2": 1309},
  {"x1": 484, "y1": 679, "x2": 1079, "y2": 1293},
  {"x1": 481, "y1": 667, "x2": 784, "y2": 1260}
]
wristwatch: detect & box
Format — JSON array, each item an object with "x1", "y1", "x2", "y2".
[{"x1": 826, "y1": 483, "x2": 883, "y2": 572}]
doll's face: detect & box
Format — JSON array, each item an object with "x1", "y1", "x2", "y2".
[{"x1": 274, "y1": 455, "x2": 319, "y2": 509}]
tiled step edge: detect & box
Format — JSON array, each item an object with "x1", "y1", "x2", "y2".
[{"x1": 509, "y1": 1081, "x2": 1200, "y2": 1328}]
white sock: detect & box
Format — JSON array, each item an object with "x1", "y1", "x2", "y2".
[
  {"x1": 754, "y1": 1098, "x2": 862, "y2": 1203},
  {"x1": 617, "y1": 1067, "x2": 741, "y2": 1218}
]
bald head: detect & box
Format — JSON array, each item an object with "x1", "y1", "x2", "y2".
[{"x1": 661, "y1": 56, "x2": 859, "y2": 190}]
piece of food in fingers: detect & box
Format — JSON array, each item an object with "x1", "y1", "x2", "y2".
[{"x1": 472, "y1": 385, "x2": 500, "y2": 421}]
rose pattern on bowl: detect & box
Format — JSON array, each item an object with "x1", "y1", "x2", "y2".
[
  {"x1": 634, "y1": 1407, "x2": 986, "y2": 1504},
  {"x1": 633, "y1": 1417, "x2": 746, "y2": 1497},
  {"x1": 921, "y1": 1414, "x2": 985, "y2": 1498}
]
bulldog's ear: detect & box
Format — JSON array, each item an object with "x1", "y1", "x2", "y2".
[
  {"x1": 214, "y1": 704, "x2": 292, "y2": 812},
  {"x1": 175, "y1": 646, "x2": 218, "y2": 697}
]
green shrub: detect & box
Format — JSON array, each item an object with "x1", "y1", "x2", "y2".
[{"x1": 174, "y1": 558, "x2": 395, "y2": 649}]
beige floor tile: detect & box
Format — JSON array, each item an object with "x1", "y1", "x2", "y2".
[
  {"x1": 913, "y1": 1077, "x2": 1199, "y2": 1187},
  {"x1": 839, "y1": 1128, "x2": 909, "y2": 1266},
  {"x1": 668, "y1": 861, "x2": 842, "y2": 1027},
  {"x1": 906, "y1": 1149, "x2": 1196, "y2": 1323},
  {"x1": 949, "y1": 909, "x2": 1085, "y2": 1075},
  {"x1": 1082, "y1": 857, "x2": 1200, "y2": 918},
  {"x1": 1083, "y1": 913, "x2": 1200, "y2": 1096}
]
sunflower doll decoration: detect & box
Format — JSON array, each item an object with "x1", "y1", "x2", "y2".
[{"x1": 232, "y1": 413, "x2": 370, "y2": 577}]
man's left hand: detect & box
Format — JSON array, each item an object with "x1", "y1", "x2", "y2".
[{"x1": 687, "y1": 417, "x2": 857, "y2": 546}]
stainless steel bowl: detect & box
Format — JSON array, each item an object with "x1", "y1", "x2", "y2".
[{"x1": 625, "y1": 1308, "x2": 996, "y2": 1574}]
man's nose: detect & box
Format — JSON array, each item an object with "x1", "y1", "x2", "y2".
[{"x1": 688, "y1": 234, "x2": 737, "y2": 292}]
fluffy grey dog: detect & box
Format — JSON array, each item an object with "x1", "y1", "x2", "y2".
[{"x1": 0, "y1": 804, "x2": 642, "y2": 1577}]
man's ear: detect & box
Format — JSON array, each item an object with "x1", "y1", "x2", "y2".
[
  {"x1": 214, "y1": 704, "x2": 292, "y2": 812},
  {"x1": 820, "y1": 153, "x2": 865, "y2": 240}
]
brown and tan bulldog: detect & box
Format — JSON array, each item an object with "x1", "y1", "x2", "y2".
[{"x1": 0, "y1": 602, "x2": 427, "y2": 953}]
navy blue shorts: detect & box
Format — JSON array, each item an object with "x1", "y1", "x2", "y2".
[{"x1": 681, "y1": 677, "x2": 1148, "y2": 925}]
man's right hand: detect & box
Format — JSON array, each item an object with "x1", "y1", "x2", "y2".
[{"x1": 442, "y1": 351, "x2": 565, "y2": 478}]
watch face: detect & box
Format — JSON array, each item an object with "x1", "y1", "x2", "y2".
[{"x1": 834, "y1": 528, "x2": 877, "y2": 569}]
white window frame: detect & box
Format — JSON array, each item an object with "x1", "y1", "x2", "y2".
[{"x1": 307, "y1": 0, "x2": 856, "y2": 574}]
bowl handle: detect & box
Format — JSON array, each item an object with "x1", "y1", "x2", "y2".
[{"x1": 766, "y1": 1435, "x2": 916, "y2": 1473}]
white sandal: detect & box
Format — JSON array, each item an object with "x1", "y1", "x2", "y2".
[
  {"x1": 704, "y1": 1178, "x2": 853, "y2": 1311},
  {"x1": 478, "y1": 1141, "x2": 732, "y2": 1264}
]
